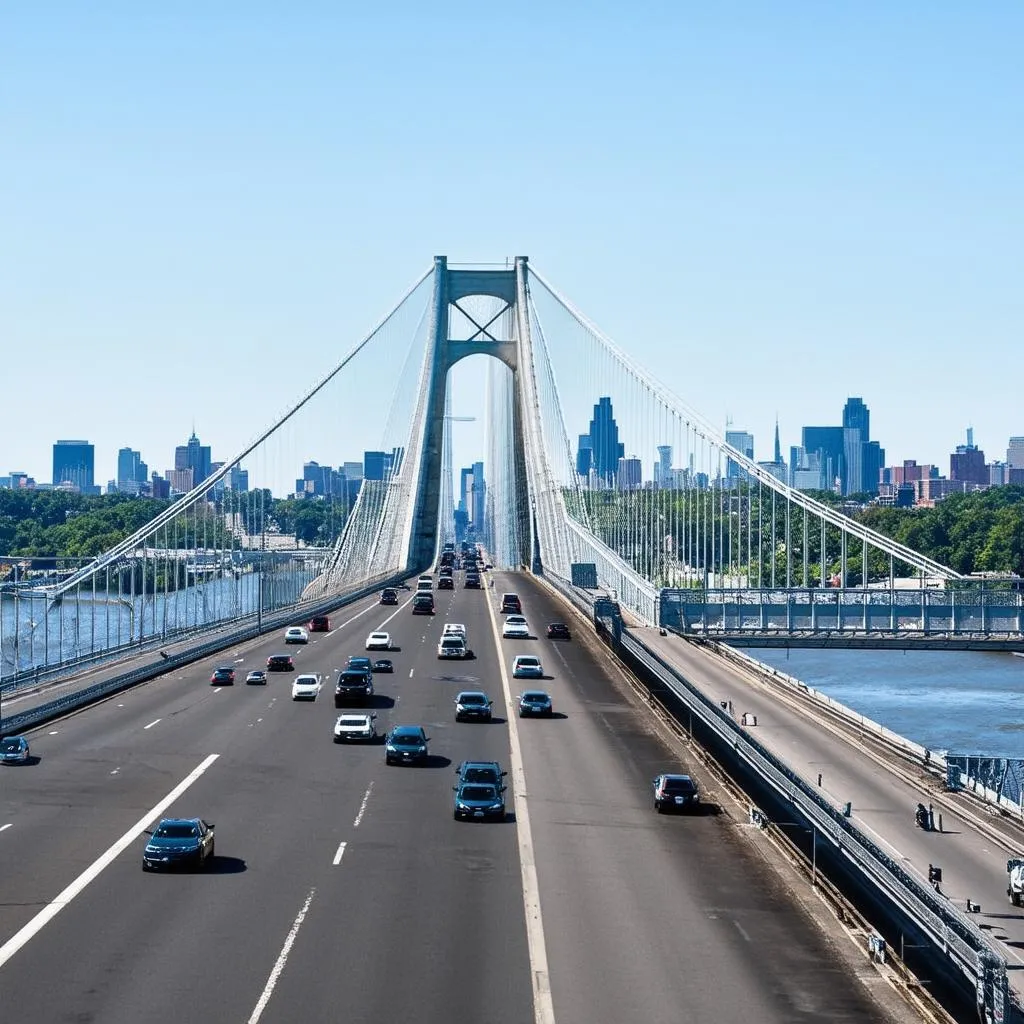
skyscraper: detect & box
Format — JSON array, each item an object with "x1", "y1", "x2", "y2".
[
  {"x1": 583, "y1": 397, "x2": 624, "y2": 484},
  {"x1": 842, "y1": 397, "x2": 870, "y2": 440},
  {"x1": 174, "y1": 432, "x2": 212, "y2": 488},
  {"x1": 725, "y1": 430, "x2": 754, "y2": 481},
  {"x1": 575, "y1": 435, "x2": 593, "y2": 478},
  {"x1": 654, "y1": 445, "x2": 672, "y2": 488},
  {"x1": 1007, "y1": 438, "x2": 1024, "y2": 470},
  {"x1": 53, "y1": 440, "x2": 95, "y2": 493},
  {"x1": 802, "y1": 426, "x2": 844, "y2": 492},
  {"x1": 116, "y1": 447, "x2": 149, "y2": 493},
  {"x1": 470, "y1": 461, "x2": 485, "y2": 528}
]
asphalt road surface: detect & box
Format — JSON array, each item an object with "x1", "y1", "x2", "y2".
[{"x1": 0, "y1": 572, "x2": 899, "y2": 1023}]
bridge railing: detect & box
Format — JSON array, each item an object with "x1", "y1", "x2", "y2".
[{"x1": 662, "y1": 586, "x2": 1024, "y2": 636}]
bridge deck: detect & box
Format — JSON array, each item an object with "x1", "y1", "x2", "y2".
[{"x1": 638, "y1": 627, "x2": 1024, "y2": 999}]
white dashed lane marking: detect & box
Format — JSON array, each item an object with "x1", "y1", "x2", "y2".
[
  {"x1": 353, "y1": 783, "x2": 374, "y2": 828},
  {"x1": 143, "y1": 719, "x2": 161, "y2": 730},
  {"x1": 0, "y1": 823, "x2": 13, "y2": 833},
  {"x1": 332, "y1": 841, "x2": 347, "y2": 866}
]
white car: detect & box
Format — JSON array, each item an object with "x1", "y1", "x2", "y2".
[
  {"x1": 333, "y1": 713, "x2": 377, "y2": 742},
  {"x1": 512, "y1": 654, "x2": 544, "y2": 679},
  {"x1": 502, "y1": 615, "x2": 530, "y2": 639},
  {"x1": 437, "y1": 636, "x2": 467, "y2": 659},
  {"x1": 443, "y1": 623, "x2": 467, "y2": 640},
  {"x1": 284, "y1": 626, "x2": 309, "y2": 645},
  {"x1": 291, "y1": 674, "x2": 321, "y2": 701},
  {"x1": 365, "y1": 631, "x2": 392, "y2": 651}
]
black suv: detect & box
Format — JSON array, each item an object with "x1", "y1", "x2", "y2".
[
  {"x1": 335, "y1": 669, "x2": 374, "y2": 707},
  {"x1": 266, "y1": 654, "x2": 294, "y2": 672},
  {"x1": 380, "y1": 589, "x2": 399, "y2": 605},
  {"x1": 412, "y1": 593, "x2": 435, "y2": 615}
]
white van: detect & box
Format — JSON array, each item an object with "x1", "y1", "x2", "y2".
[{"x1": 417, "y1": 579, "x2": 433, "y2": 592}]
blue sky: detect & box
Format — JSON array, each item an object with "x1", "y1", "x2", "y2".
[{"x1": 2, "y1": 2, "x2": 1021, "y2": 491}]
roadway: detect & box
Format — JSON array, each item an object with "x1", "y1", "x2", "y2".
[
  {"x1": 640, "y1": 628, "x2": 1024, "y2": 999},
  {"x1": 0, "y1": 573, "x2": 898, "y2": 1023}
]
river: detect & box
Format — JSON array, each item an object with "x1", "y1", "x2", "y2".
[{"x1": 754, "y1": 647, "x2": 1024, "y2": 759}]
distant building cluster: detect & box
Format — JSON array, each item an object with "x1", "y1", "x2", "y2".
[{"x1": 569, "y1": 395, "x2": 1023, "y2": 509}]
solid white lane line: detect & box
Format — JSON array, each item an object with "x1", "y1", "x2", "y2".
[
  {"x1": 0, "y1": 753, "x2": 219, "y2": 970},
  {"x1": 485, "y1": 597, "x2": 556, "y2": 1024},
  {"x1": 0, "y1": 823, "x2": 12, "y2": 833},
  {"x1": 332, "y1": 841, "x2": 347, "y2": 866},
  {"x1": 353, "y1": 783, "x2": 374, "y2": 828},
  {"x1": 246, "y1": 887, "x2": 317, "y2": 1024},
  {"x1": 143, "y1": 718, "x2": 161, "y2": 730}
]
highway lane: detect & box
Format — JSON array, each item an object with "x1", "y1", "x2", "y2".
[
  {"x1": 640, "y1": 629, "x2": 1024, "y2": 982},
  {"x1": 0, "y1": 590, "x2": 388, "y2": 941},
  {"x1": 0, "y1": 571, "x2": 901, "y2": 1022},
  {"x1": 493, "y1": 574, "x2": 897, "y2": 1024},
  {"x1": 0, "y1": 579, "x2": 535, "y2": 1024}
]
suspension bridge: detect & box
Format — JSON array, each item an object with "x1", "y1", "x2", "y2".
[{"x1": 2, "y1": 256, "x2": 1022, "y2": 684}]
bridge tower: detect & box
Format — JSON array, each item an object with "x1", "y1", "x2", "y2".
[{"x1": 405, "y1": 256, "x2": 536, "y2": 573}]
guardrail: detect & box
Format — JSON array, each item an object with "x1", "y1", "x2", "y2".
[
  {"x1": 615, "y1": 625, "x2": 1009, "y2": 1020},
  {"x1": 0, "y1": 573, "x2": 402, "y2": 736}
]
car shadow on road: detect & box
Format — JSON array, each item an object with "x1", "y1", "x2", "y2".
[
  {"x1": 4, "y1": 755, "x2": 42, "y2": 766},
  {"x1": 207, "y1": 856, "x2": 247, "y2": 874},
  {"x1": 519, "y1": 712, "x2": 568, "y2": 721},
  {"x1": 365, "y1": 695, "x2": 396, "y2": 710},
  {"x1": 423, "y1": 754, "x2": 452, "y2": 769}
]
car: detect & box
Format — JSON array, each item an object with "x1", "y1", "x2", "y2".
[
  {"x1": 546, "y1": 622, "x2": 571, "y2": 640},
  {"x1": 334, "y1": 669, "x2": 373, "y2": 706},
  {"x1": 454, "y1": 690, "x2": 494, "y2": 722},
  {"x1": 0, "y1": 736, "x2": 30, "y2": 765},
  {"x1": 385, "y1": 725, "x2": 429, "y2": 765},
  {"x1": 142, "y1": 817, "x2": 215, "y2": 871},
  {"x1": 455, "y1": 760, "x2": 507, "y2": 788},
  {"x1": 365, "y1": 631, "x2": 391, "y2": 651},
  {"x1": 437, "y1": 636, "x2": 468, "y2": 659},
  {"x1": 502, "y1": 615, "x2": 530, "y2": 639},
  {"x1": 652, "y1": 773, "x2": 701, "y2": 813},
  {"x1": 517, "y1": 691, "x2": 553, "y2": 717},
  {"x1": 464, "y1": 573, "x2": 481, "y2": 589},
  {"x1": 308, "y1": 614, "x2": 330, "y2": 633},
  {"x1": 245, "y1": 669, "x2": 268, "y2": 685},
  {"x1": 210, "y1": 666, "x2": 235, "y2": 685},
  {"x1": 345, "y1": 656, "x2": 374, "y2": 675},
  {"x1": 267, "y1": 653, "x2": 294, "y2": 672},
  {"x1": 437, "y1": 576, "x2": 454, "y2": 590},
  {"x1": 372, "y1": 658, "x2": 394, "y2": 673},
  {"x1": 291, "y1": 673, "x2": 322, "y2": 701},
  {"x1": 442, "y1": 623, "x2": 467, "y2": 639},
  {"x1": 501, "y1": 593, "x2": 522, "y2": 614},
  {"x1": 417, "y1": 574, "x2": 433, "y2": 587},
  {"x1": 512, "y1": 654, "x2": 544, "y2": 679},
  {"x1": 284, "y1": 626, "x2": 309, "y2": 645},
  {"x1": 333, "y1": 712, "x2": 378, "y2": 742},
  {"x1": 453, "y1": 781, "x2": 506, "y2": 821},
  {"x1": 380, "y1": 589, "x2": 399, "y2": 605},
  {"x1": 412, "y1": 593, "x2": 435, "y2": 615}
]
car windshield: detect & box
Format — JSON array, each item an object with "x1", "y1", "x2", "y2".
[
  {"x1": 1, "y1": 738, "x2": 23, "y2": 751},
  {"x1": 507, "y1": 616, "x2": 525, "y2": 624},
  {"x1": 155, "y1": 824, "x2": 198, "y2": 838},
  {"x1": 459, "y1": 694, "x2": 486, "y2": 705},
  {"x1": 462, "y1": 767, "x2": 497, "y2": 783},
  {"x1": 460, "y1": 785, "x2": 497, "y2": 801},
  {"x1": 522, "y1": 693, "x2": 548, "y2": 702},
  {"x1": 516, "y1": 658, "x2": 539, "y2": 666},
  {"x1": 393, "y1": 736, "x2": 421, "y2": 746},
  {"x1": 663, "y1": 778, "x2": 696, "y2": 793},
  {"x1": 340, "y1": 717, "x2": 367, "y2": 726}
]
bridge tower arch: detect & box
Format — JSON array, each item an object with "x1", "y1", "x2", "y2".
[{"x1": 404, "y1": 256, "x2": 540, "y2": 574}]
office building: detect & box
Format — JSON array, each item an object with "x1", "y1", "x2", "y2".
[
  {"x1": 950, "y1": 429, "x2": 987, "y2": 485},
  {"x1": 576, "y1": 435, "x2": 593, "y2": 478},
  {"x1": 53, "y1": 440, "x2": 96, "y2": 493},
  {"x1": 227, "y1": 464, "x2": 249, "y2": 491},
  {"x1": 725, "y1": 430, "x2": 754, "y2": 481},
  {"x1": 989, "y1": 462, "x2": 1007, "y2": 487},
  {"x1": 174, "y1": 432, "x2": 212, "y2": 489},
  {"x1": 617, "y1": 456, "x2": 642, "y2": 490},
  {"x1": 1007, "y1": 438, "x2": 1024, "y2": 470},
  {"x1": 117, "y1": 447, "x2": 149, "y2": 493},
  {"x1": 150, "y1": 472, "x2": 170, "y2": 500},
  {"x1": 801, "y1": 426, "x2": 844, "y2": 491},
  {"x1": 470, "y1": 461, "x2": 486, "y2": 527},
  {"x1": 364, "y1": 451, "x2": 394, "y2": 481},
  {"x1": 580, "y1": 397, "x2": 624, "y2": 484},
  {"x1": 653, "y1": 446, "x2": 672, "y2": 488}
]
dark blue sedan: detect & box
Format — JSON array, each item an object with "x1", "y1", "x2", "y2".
[
  {"x1": 517, "y1": 691, "x2": 553, "y2": 717},
  {"x1": 453, "y1": 781, "x2": 506, "y2": 821},
  {"x1": 142, "y1": 818, "x2": 215, "y2": 871}
]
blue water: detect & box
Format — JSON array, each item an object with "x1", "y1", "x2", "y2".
[{"x1": 754, "y1": 648, "x2": 1024, "y2": 758}]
